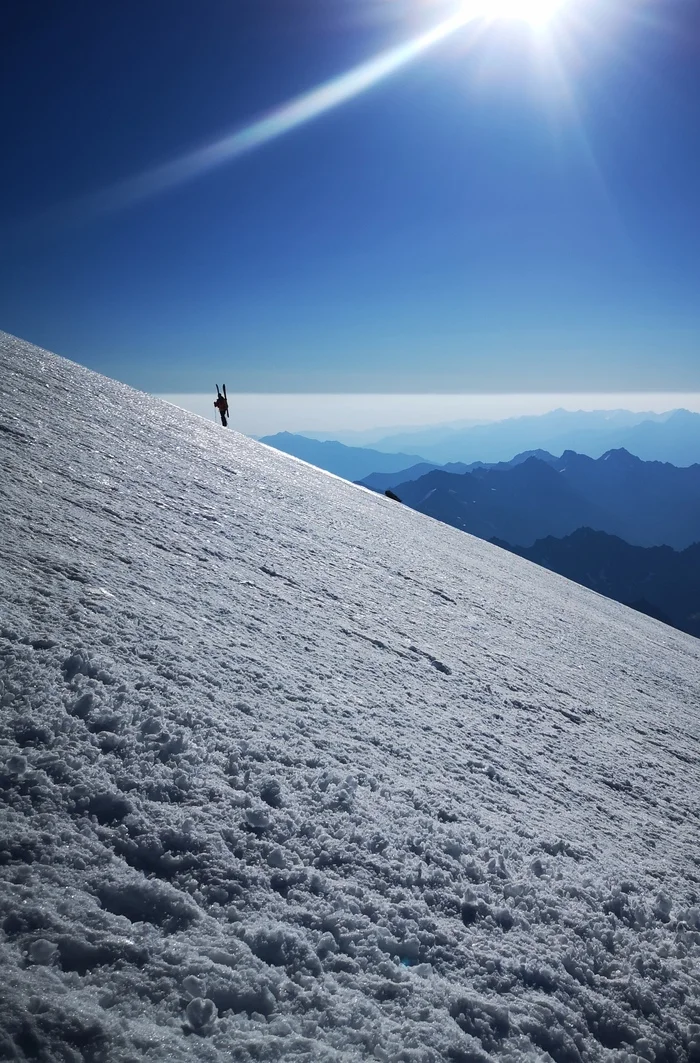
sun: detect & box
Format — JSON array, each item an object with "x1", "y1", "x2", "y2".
[{"x1": 475, "y1": 0, "x2": 568, "y2": 26}]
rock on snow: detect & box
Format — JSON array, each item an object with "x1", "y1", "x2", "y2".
[{"x1": 1, "y1": 330, "x2": 699, "y2": 1062}]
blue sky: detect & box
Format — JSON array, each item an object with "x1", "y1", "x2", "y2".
[{"x1": 2, "y1": 0, "x2": 699, "y2": 395}]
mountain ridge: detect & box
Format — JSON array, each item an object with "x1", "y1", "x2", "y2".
[
  {"x1": 392, "y1": 448, "x2": 700, "y2": 548},
  {"x1": 358, "y1": 450, "x2": 556, "y2": 492},
  {"x1": 259, "y1": 431, "x2": 429, "y2": 481}
]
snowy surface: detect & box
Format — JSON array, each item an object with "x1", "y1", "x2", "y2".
[{"x1": 1, "y1": 330, "x2": 700, "y2": 1063}]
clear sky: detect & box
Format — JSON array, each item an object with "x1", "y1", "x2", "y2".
[{"x1": 2, "y1": 0, "x2": 699, "y2": 394}]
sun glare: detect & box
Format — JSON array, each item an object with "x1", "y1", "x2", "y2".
[{"x1": 476, "y1": 0, "x2": 568, "y2": 25}]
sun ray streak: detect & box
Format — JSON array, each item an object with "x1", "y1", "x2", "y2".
[{"x1": 60, "y1": 7, "x2": 480, "y2": 224}]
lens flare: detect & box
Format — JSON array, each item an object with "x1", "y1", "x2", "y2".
[
  {"x1": 61, "y1": 9, "x2": 476, "y2": 223},
  {"x1": 29, "y1": 0, "x2": 580, "y2": 232}
]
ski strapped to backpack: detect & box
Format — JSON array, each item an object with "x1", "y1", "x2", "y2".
[{"x1": 214, "y1": 384, "x2": 229, "y2": 427}]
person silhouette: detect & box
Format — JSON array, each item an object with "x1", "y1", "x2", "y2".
[{"x1": 214, "y1": 385, "x2": 229, "y2": 427}]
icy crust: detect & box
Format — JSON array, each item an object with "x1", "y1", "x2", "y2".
[{"x1": 0, "y1": 333, "x2": 700, "y2": 1062}]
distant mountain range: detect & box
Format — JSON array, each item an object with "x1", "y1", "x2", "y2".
[
  {"x1": 495, "y1": 528, "x2": 700, "y2": 639},
  {"x1": 389, "y1": 449, "x2": 700, "y2": 549},
  {"x1": 359, "y1": 450, "x2": 555, "y2": 492},
  {"x1": 258, "y1": 432, "x2": 427, "y2": 482},
  {"x1": 298, "y1": 418, "x2": 488, "y2": 447},
  {"x1": 261, "y1": 408, "x2": 700, "y2": 479},
  {"x1": 363, "y1": 408, "x2": 700, "y2": 466}
]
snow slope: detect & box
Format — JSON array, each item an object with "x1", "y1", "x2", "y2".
[{"x1": 1, "y1": 330, "x2": 700, "y2": 1063}]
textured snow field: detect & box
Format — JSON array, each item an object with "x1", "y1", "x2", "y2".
[{"x1": 1, "y1": 332, "x2": 700, "y2": 1063}]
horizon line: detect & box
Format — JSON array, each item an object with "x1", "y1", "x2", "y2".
[{"x1": 159, "y1": 390, "x2": 700, "y2": 398}]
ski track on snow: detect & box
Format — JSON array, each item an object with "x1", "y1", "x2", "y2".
[{"x1": 1, "y1": 331, "x2": 700, "y2": 1062}]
